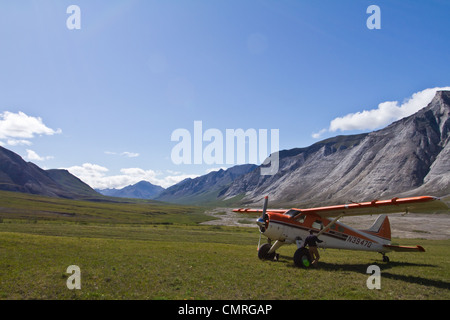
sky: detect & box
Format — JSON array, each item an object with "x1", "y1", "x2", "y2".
[{"x1": 0, "y1": 0, "x2": 449, "y2": 189}]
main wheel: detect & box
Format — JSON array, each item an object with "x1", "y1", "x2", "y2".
[
  {"x1": 258, "y1": 243, "x2": 276, "y2": 260},
  {"x1": 294, "y1": 248, "x2": 311, "y2": 268}
]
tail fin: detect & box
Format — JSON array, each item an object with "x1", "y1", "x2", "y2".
[{"x1": 364, "y1": 214, "x2": 391, "y2": 241}]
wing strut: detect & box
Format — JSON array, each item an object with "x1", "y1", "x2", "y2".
[{"x1": 317, "y1": 214, "x2": 344, "y2": 237}]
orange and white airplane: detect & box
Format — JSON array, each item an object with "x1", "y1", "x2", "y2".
[{"x1": 233, "y1": 196, "x2": 449, "y2": 267}]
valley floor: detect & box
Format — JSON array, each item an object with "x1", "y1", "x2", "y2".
[
  {"x1": 0, "y1": 191, "x2": 448, "y2": 300},
  {"x1": 1, "y1": 219, "x2": 449, "y2": 300}
]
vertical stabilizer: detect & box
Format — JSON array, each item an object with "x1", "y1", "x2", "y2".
[{"x1": 364, "y1": 214, "x2": 391, "y2": 241}]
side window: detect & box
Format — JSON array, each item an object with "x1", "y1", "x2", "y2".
[
  {"x1": 312, "y1": 220, "x2": 323, "y2": 230},
  {"x1": 297, "y1": 215, "x2": 306, "y2": 224}
]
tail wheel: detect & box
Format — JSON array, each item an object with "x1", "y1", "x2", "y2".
[
  {"x1": 258, "y1": 243, "x2": 276, "y2": 260},
  {"x1": 294, "y1": 248, "x2": 311, "y2": 268}
]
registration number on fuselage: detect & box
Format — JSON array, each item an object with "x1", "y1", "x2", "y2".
[{"x1": 346, "y1": 235, "x2": 372, "y2": 248}]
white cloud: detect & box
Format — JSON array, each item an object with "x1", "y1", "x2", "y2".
[
  {"x1": 25, "y1": 149, "x2": 54, "y2": 161},
  {"x1": 66, "y1": 163, "x2": 198, "y2": 189},
  {"x1": 105, "y1": 151, "x2": 140, "y2": 158},
  {"x1": 205, "y1": 167, "x2": 228, "y2": 174},
  {"x1": 67, "y1": 163, "x2": 109, "y2": 177},
  {"x1": 121, "y1": 151, "x2": 139, "y2": 158},
  {"x1": 0, "y1": 111, "x2": 61, "y2": 140},
  {"x1": 312, "y1": 86, "x2": 450, "y2": 139},
  {"x1": 6, "y1": 139, "x2": 32, "y2": 146},
  {"x1": 311, "y1": 128, "x2": 327, "y2": 139},
  {"x1": 160, "y1": 173, "x2": 199, "y2": 187}
]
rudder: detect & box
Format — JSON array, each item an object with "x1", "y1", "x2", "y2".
[{"x1": 364, "y1": 214, "x2": 391, "y2": 241}]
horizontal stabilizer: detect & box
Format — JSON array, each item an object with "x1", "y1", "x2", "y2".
[{"x1": 383, "y1": 244, "x2": 425, "y2": 252}]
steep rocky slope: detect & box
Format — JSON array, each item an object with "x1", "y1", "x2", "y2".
[{"x1": 221, "y1": 91, "x2": 450, "y2": 207}]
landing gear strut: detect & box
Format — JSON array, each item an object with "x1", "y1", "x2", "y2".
[
  {"x1": 258, "y1": 241, "x2": 282, "y2": 261},
  {"x1": 258, "y1": 243, "x2": 276, "y2": 260}
]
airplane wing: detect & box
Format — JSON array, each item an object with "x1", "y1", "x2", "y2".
[
  {"x1": 232, "y1": 208, "x2": 286, "y2": 214},
  {"x1": 296, "y1": 196, "x2": 449, "y2": 219}
]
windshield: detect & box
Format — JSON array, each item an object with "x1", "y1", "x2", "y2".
[{"x1": 284, "y1": 209, "x2": 302, "y2": 217}]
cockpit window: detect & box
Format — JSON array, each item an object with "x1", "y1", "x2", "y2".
[
  {"x1": 284, "y1": 209, "x2": 301, "y2": 217},
  {"x1": 312, "y1": 220, "x2": 323, "y2": 230}
]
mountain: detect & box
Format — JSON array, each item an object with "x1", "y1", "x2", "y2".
[
  {"x1": 220, "y1": 90, "x2": 450, "y2": 207},
  {"x1": 2, "y1": 91, "x2": 448, "y2": 207},
  {"x1": 96, "y1": 181, "x2": 165, "y2": 199},
  {"x1": 155, "y1": 164, "x2": 258, "y2": 204},
  {"x1": 0, "y1": 146, "x2": 99, "y2": 199},
  {"x1": 46, "y1": 169, "x2": 102, "y2": 198}
]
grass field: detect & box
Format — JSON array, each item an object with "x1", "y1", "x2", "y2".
[
  {"x1": 0, "y1": 191, "x2": 449, "y2": 300},
  {"x1": 0, "y1": 190, "x2": 208, "y2": 224}
]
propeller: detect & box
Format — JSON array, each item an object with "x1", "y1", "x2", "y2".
[
  {"x1": 256, "y1": 196, "x2": 269, "y2": 231},
  {"x1": 256, "y1": 196, "x2": 269, "y2": 250},
  {"x1": 262, "y1": 195, "x2": 268, "y2": 221}
]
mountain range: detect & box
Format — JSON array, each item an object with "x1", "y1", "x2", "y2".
[
  {"x1": 154, "y1": 164, "x2": 257, "y2": 204},
  {"x1": 0, "y1": 146, "x2": 99, "y2": 199},
  {"x1": 96, "y1": 181, "x2": 165, "y2": 200},
  {"x1": 1, "y1": 90, "x2": 449, "y2": 207}
]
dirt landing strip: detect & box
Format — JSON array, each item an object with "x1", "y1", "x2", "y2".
[{"x1": 202, "y1": 208, "x2": 450, "y2": 240}]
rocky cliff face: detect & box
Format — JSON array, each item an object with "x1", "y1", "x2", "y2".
[
  {"x1": 403, "y1": 90, "x2": 450, "y2": 196},
  {"x1": 221, "y1": 91, "x2": 450, "y2": 207}
]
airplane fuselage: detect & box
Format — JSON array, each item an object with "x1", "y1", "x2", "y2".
[
  {"x1": 235, "y1": 196, "x2": 439, "y2": 266},
  {"x1": 263, "y1": 212, "x2": 390, "y2": 253}
]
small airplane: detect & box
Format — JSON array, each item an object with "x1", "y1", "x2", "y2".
[{"x1": 233, "y1": 196, "x2": 449, "y2": 267}]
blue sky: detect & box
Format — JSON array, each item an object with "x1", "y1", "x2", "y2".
[{"x1": 1, "y1": 0, "x2": 449, "y2": 189}]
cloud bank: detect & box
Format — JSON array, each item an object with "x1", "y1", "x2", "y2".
[
  {"x1": 66, "y1": 163, "x2": 199, "y2": 189},
  {"x1": 312, "y1": 86, "x2": 450, "y2": 138}
]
